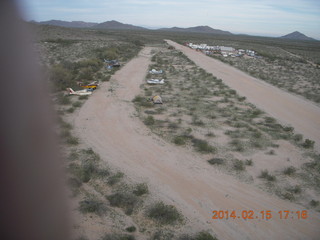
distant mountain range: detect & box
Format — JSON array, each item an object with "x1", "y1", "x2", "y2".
[
  {"x1": 39, "y1": 20, "x2": 98, "y2": 28},
  {"x1": 93, "y1": 20, "x2": 146, "y2": 30},
  {"x1": 36, "y1": 20, "x2": 231, "y2": 35},
  {"x1": 158, "y1": 26, "x2": 232, "y2": 35},
  {"x1": 35, "y1": 20, "x2": 317, "y2": 40},
  {"x1": 280, "y1": 31, "x2": 315, "y2": 41}
]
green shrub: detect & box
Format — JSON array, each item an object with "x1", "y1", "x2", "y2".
[
  {"x1": 107, "y1": 172, "x2": 124, "y2": 185},
  {"x1": 178, "y1": 231, "x2": 217, "y2": 240},
  {"x1": 102, "y1": 233, "x2": 135, "y2": 240},
  {"x1": 147, "y1": 202, "x2": 183, "y2": 225},
  {"x1": 133, "y1": 183, "x2": 149, "y2": 196},
  {"x1": 79, "y1": 198, "x2": 107, "y2": 216},
  {"x1": 192, "y1": 138, "x2": 216, "y2": 153},
  {"x1": 310, "y1": 200, "x2": 319, "y2": 207},
  {"x1": 287, "y1": 185, "x2": 301, "y2": 194},
  {"x1": 66, "y1": 136, "x2": 79, "y2": 145},
  {"x1": 125, "y1": 226, "x2": 136, "y2": 233},
  {"x1": 233, "y1": 159, "x2": 245, "y2": 171},
  {"x1": 293, "y1": 134, "x2": 303, "y2": 142},
  {"x1": 67, "y1": 107, "x2": 75, "y2": 113},
  {"x1": 78, "y1": 159, "x2": 98, "y2": 183},
  {"x1": 78, "y1": 95, "x2": 89, "y2": 100},
  {"x1": 283, "y1": 166, "x2": 296, "y2": 176},
  {"x1": 57, "y1": 94, "x2": 71, "y2": 105},
  {"x1": 259, "y1": 170, "x2": 276, "y2": 181},
  {"x1": 282, "y1": 192, "x2": 295, "y2": 201},
  {"x1": 195, "y1": 231, "x2": 217, "y2": 240},
  {"x1": 302, "y1": 139, "x2": 315, "y2": 149},
  {"x1": 229, "y1": 139, "x2": 245, "y2": 152},
  {"x1": 60, "y1": 120, "x2": 73, "y2": 130},
  {"x1": 73, "y1": 101, "x2": 82, "y2": 108},
  {"x1": 266, "y1": 149, "x2": 275, "y2": 155},
  {"x1": 107, "y1": 191, "x2": 140, "y2": 215},
  {"x1": 173, "y1": 136, "x2": 187, "y2": 145},
  {"x1": 245, "y1": 159, "x2": 253, "y2": 166},
  {"x1": 208, "y1": 158, "x2": 224, "y2": 165},
  {"x1": 144, "y1": 116, "x2": 155, "y2": 125}
]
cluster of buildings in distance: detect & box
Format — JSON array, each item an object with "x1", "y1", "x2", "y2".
[{"x1": 186, "y1": 43, "x2": 261, "y2": 58}]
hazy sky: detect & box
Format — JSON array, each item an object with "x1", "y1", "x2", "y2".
[{"x1": 19, "y1": 0, "x2": 320, "y2": 39}]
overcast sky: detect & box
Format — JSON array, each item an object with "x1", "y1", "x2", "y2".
[{"x1": 19, "y1": 0, "x2": 320, "y2": 39}]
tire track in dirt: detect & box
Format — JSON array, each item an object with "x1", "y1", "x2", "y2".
[
  {"x1": 74, "y1": 47, "x2": 320, "y2": 240},
  {"x1": 166, "y1": 40, "x2": 320, "y2": 151}
]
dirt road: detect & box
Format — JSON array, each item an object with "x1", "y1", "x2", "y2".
[
  {"x1": 74, "y1": 47, "x2": 320, "y2": 239},
  {"x1": 166, "y1": 40, "x2": 320, "y2": 151}
]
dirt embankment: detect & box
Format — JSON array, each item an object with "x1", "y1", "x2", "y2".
[
  {"x1": 73, "y1": 46, "x2": 320, "y2": 240},
  {"x1": 166, "y1": 40, "x2": 320, "y2": 151}
]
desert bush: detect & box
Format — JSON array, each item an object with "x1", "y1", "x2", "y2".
[
  {"x1": 66, "y1": 136, "x2": 79, "y2": 145},
  {"x1": 229, "y1": 139, "x2": 245, "y2": 152},
  {"x1": 67, "y1": 107, "x2": 75, "y2": 113},
  {"x1": 147, "y1": 202, "x2": 183, "y2": 225},
  {"x1": 151, "y1": 230, "x2": 174, "y2": 240},
  {"x1": 208, "y1": 158, "x2": 224, "y2": 165},
  {"x1": 50, "y1": 64, "x2": 73, "y2": 91},
  {"x1": 102, "y1": 75, "x2": 111, "y2": 82},
  {"x1": 102, "y1": 233, "x2": 135, "y2": 240},
  {"x1": 283, "y1": 166, "x2": 296, "y2": 176},
  {"x1": 195, "y1": 231, "x2": 217, "y2": 240},
  {"x1": 68, "y1": 151, "x2": 79, "y2": 161},
  {"x1": 72, "y1": 101, "x2": 82, "y2": 108},
  {"x1": 302, "y1": 139, "x2": 315, "y2": 149},
  {"x1": 144, "y1": 116, "x2": 155, "y2": 125},
  {"x1": 78, "y1": 95, "x2": 89, "y2": 100},
  {"x1": 107, "y1": 191, "x2": 140, "y2": 215},
  {"x1": 293, "y1": 134, "x2": 303, "y2": 142},
  {"x1": 266, "y1": 149, "x2": 275, "y2": 155},
  {"x1": 173, "y1": 135, "x2": 187, "y2": 145},
  {"x1": 79, "y1": 198, "x2": 107, "y2": 216},
  {"x1": 245, "y1": 159, "x2": 253, "y2": 166},
  {"x1": 192, "y1": 116, "x2": 205, "y2": 126},
  {"x1": 287, "y1": 185, "x2": 302, "y2": 194},
  {"x1": 282, "y1": 192, "x2": 295, "y2": 201},
  {"x1": 233, "y1": 159, "x2": 245, "y2": 171},
  {"x1": 310, "y1": 200, "x2": 319, "y2": 207},
  {"x1": 60, "y1": 120, "x2": 73, "y2": 130},
  {"x1": 57, "y1": 93, "x2": 71, "y2": 105},
  {"x1": 125, "y1": 226, "x2": 136, "y2": 233},
  {"x1": 133, "y1": 183, "x2": 149, "y2": 196},
  {"x1": 206, "y1": 132, "x2": 215, "y2": 137},
  {"x1": 107, "y1": 172, "x2": 124, "y2": 185},
  {"x1": 78, "y1": 160, "x2": 98, "y2": 183},
  {"x1": 192, "y1": 138, "x2": 216, "y2": 153},
  {"x1": 259, "y1": 170, "x2": 276, "y2": 181},
  {"x1": 178, "y1": 231, "x2": 217, "y2": 240}
]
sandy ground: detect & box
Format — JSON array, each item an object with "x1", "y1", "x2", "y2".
[
  {"x1": 73, "y1": 47, "x2": 320, "y2": 240},
  {"x1": 166, "y1": 40, "x2": 320, "y2": 152}
]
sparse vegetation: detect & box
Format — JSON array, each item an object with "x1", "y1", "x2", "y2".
[
  {"x1": 192, "y1": 138, "x2": 216, "y2": 153},
  {"x1": 133, "y1": 183, "x2": 149, "y2": 196},
  {"x1": 208, "y1": 158, "x2": 224, "y2": 165},
  {"x1": 233, "y1": 159, "x2": 245, "y2": 171},
  {"x1": 147, "y1": 202, "x2": 183, "y2": 225},
  {"x1": 125, "y1": 226, "x2": 136, "y2": 233},
  {"x1": 107, "y1": 191, "x2": 140, "y2": 215},
  {"x1": 79, "y1": 198, "x2": 107, "y2": 216},
  {"x1": 283, "y1": 166, "x2": 296, "y2": 176},
  {"x1": 259, "y1": 170, "x2": 276, "y2": 181}
]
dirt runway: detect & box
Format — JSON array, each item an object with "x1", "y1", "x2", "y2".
[
  {"x1": 166, "y1": 40, "x2": 320, "y2": 151},
  {"x1": 74, "y1": 46, "x2": 320, "y2": 240}
]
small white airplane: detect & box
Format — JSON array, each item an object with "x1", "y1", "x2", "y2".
[
  {"x1": 147, "y1": 79, "x2": 165, "y2": 84},
  {"x1": 149, "y1": 69, "x2": 163, "y2": 74},
  {"x1": 66, "y1": 88, "x2": 92, "y2": 96}
]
